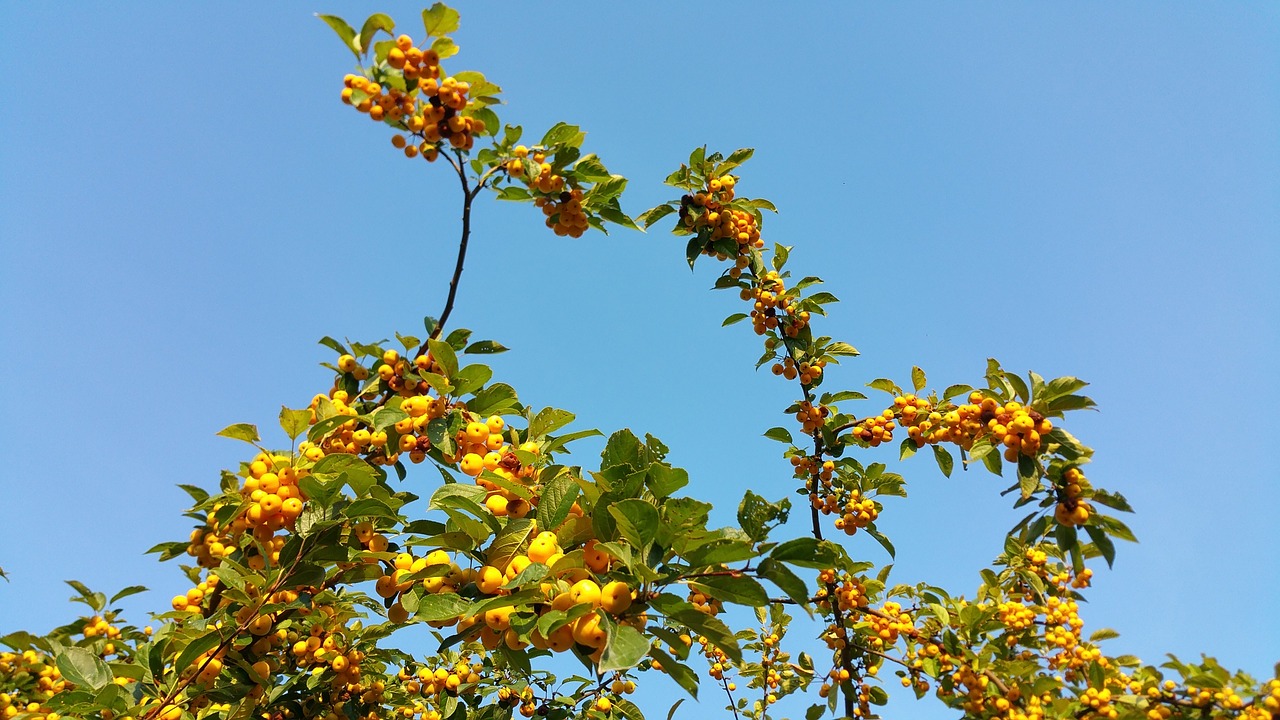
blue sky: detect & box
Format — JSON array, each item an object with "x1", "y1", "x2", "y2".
[{"x1": 1, "y1": 2, "x2": 1277, "y2": 718}]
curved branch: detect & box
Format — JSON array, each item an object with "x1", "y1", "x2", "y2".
[{"x1": 421, "y1": 152, "x2": 474, "y2": 350}]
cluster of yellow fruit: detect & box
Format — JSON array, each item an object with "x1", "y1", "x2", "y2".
[
  {"x1": 535, "y1": 189, "x2": 589, "y2": 238},
  {"x1": 848, "y1": 409, "x2": 898, "y2": 448},
  {"x1": 238, "y1": 452, "x2": 310, "y2": 536},
  {"x1": 457, "y1": 419, "x2": 547, "y2": 519},
  {"x1": 186, "y1": 646, "x2": 229, "y2": 687},
  {"x1": 287, "y1": 624, "x2": 365, "y2": 689},
  {"x1": 687, "y1": 589, "x2": 723, "y2": 616},
  {"x1": 739, "y1": 271, "x2": 812, "y2": 341},
  {"x1": 503, "y1": 145, "x2": 591, "y2": 238},
  {"x1": 795, "y1": 455, "x2": 835, "y2": 486},
  {"x1": 357, "y1": 518, "x2": 637, "y2": 665},
  {"x1": 997, "y1": 601, "x2": 1038, "y2": 633},
  {"x1": 818, "y1": 666, "x2": 854, "y2": 700},
  {"x1": 701, "y1": 636, "x2": 732, "y2": 683},
  {"x1": 398, "y1": 659, "x2": 482, "y2": 703},
  {"x1": 815, "y1": 569, "x2": 868, "y2": 614},
  {"x1": 810, "y1": 485, "x2": 878, "y2": 537},
  {"x1": 682, "y1": 175, "x2": 756, "y2": 258},
  {"x1": 770, "y1": 355, "x2": 824, "y2": 384},
  {"x1": 375, "y1": 550, "x2": 465, "y2": 624},
  {"x1": 1042, "y1": 594, "x2": 1085, "y2": 667},
  {"x1": 495, "y1": 682, "x2": 542, "y2": 717},
  {"x1": 793, "y1": 400, "x2": 830, "y2": 434},
  {"x1": 186, "y1": 522, "x2": 236, "y2": 569},
  {"x1": 1054, "y1": 467, "x2": 1094, "y2": 527},
  {"x1": 170, "y1": 575, "x2": 219, "y2": 614},
  {"x1": 80, "y1": 616, "x2": 120, "y2": 642},
  {"x1": 944, "y1": 664, "x2": 1035, "y2": 719},
  {"x1": 341, "y1": 35, "x2": 484, "y2": 156},
  {"x1": 885, "y1": 392, "x2": 1055, "y2": 463},
  {"x1": 898, "y1": 641, "x2": 945, "y2": 696},
  {"x1": 0, "y1": 650, "x2": 66, "y2": 720},
  {"x1": 866, "y1": 601, "x2": 916, "y2": 648},
  {"x1": 1079, "y1": 686, "x2": 1120, "y2": 720},
  {"x1": 757, "y1": 631, "x2": 788, "y2": 708}
]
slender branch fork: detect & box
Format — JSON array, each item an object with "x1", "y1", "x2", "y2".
[{"x1": 416, "y1": 153, "x2": 507, "y2": 352}]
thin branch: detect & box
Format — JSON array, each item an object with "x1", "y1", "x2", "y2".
[{"x1": 419, "y1": 153, "x2": 474, "y2": 350}]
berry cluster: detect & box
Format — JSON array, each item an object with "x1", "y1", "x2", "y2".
[
  {"x1": 1054, "y1": 467, "x2": 1094, "y2": 527},
  {"x1": 341, "y1": 35, "x2": 485, "y2": 158},
  {"x1": 741, "y1": 271, "x2": 811, "y2": 341}
]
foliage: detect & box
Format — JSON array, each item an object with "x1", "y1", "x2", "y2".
[{"x1": 1, "y1": 7, "x2": 1276, "y2": 720}]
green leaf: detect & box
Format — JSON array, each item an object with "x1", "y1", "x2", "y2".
[
  {"x1": 1018, "y1": 456, "x2": 1040, "y2": 499},
  {"x1": 597, "y1": 204, "x2": 639, "y2": 231},
  {"x1": 541, "y1": 122, "x2": 585, "y2": 148},
  {"x1": 650, "y1": 596, "x2": 742, "y2": 664},
  {"x1": 415, "y1": 593, "x2": 471, "y2": 622},
  {"x1": 646, "y1": 464, "x2": 688, "y2": 499},
  {"x1": 467, "y1": 383, "x2": 520, "y2": 416},
  {"x1": 598, "y1": 623, "x2": 649, "y2": 672},
  {"x1": 500, "y1": 562, "x2": 549, "y2": 590},
  {"x1": 682, "y1": 539, "x2": 756, "y2": 567},
  {"x1": 866, "y1": 378, "x2": 900, "y2": 396},
  {"x1": 358, "y1": 13, "x2": 394, "y2": 54},
  {"x1": 649, "y1": 647, "x2": 699, "y2": 699},
  {"x1": 601, "y1": 429, "x2": 648, "y2": 474},
  {"x1": 463, "y1": 340, "x2": 509, "y2": 354},
  {"x1": 421, "y1": 3, "x2": 461, "y2": 37},
  {"x1": 738, "y1": 491, "x2": 789, "y2": 542},
  {"x1": 279, "y1": 407, "x2": 311, "y2": 441},
  {"x1": 763, "y1": 427, "x2": 793, "y2": 444},
  {"x1": 495, "y1": 186, "x2": 531, "y2": 202},
  {"x1": 932, "y1": 446, "x2": 954, "y2": 477},
  {"x1": 1090, "y1": 489, "x2": 1134, "y2": 514},
  {"x1": 108, "y1": 586, "x2": 148, "y2": 604},
  {"x1": 899, "y1": 438, "x2": 918, "y2": 461},
  {"x1": 216, "y1": 423, "x2": 259, "y2": 444},
  {"x1": 176, "y1": 484, "x2": 209, "y2": 505},
  {"x1": 431, "y1": 35, "x2": 458, "y2": 59},
  {"x1": 911, "y1": 366, "x2": 927, "y2": 392},
  {"x1": 486, "y1": 518, "x2": 535, "y2": 570},
  {"x1": 864, "y1": 524, "x2": 896, "y2": 558},
  {"x1": 724, "y1": 147, "x2": 754, "y2": 167},
  {"x1": 56, "y1": 646, "x2": 112, "y2": 690},
  {"x1": 1084, "y1": 524, "x2": 1117, "y2": 568},
  {"x1": 344, "y1": 498, "x2": 397, "y2": 520},
  {"x1": 174, "y1": 630, "x2": 224, "y2": 680},
  {"x1": 536, "y1": 472, "x2": 579, "y2": 530},
  {"x1": 769, "y1": 538, "x2": 844, "y2": 570},
  {"x1": 316, "y1": 14, "x2": 359, "y2": 57},
  {"x1": 637, "y1": 204, "x2": 677, "y2": 229},
  {"x1": 773, "y1": 243, "x2": 791, "y2": 270},
  {"x1": 689, "y1": 575, "x2": 768, "y2": 607},
  {"x1": 1006, "y1": 372, "x2": 1030, "y2": 404},
  {"x1": 572, "y1": 154, "x2": 612, "y2": 182},
  {"x1": 722, "y1": 312, "x2": 749, "y2": 327},
  {"x1": 426, "y1": 339, "x2": 459, "y2": 380},
  {"x1": 312, "y1": 454, "x2": 379, "y2": 497},
  {"x1": 530, "y1": 407, "x2": 575, "y2": 438},
  {"x1": 822, "y1": 390, "x2": 867, "y2": 403},
  {"x1": 452, "y1": 364, "x2": 493, "y2": 397},
  {"x1": 608, "y1": 499, "x2": 659, "y2": 549},
  {"x1": 758, "y1": 558, "x2": 811, "y2": 610}
]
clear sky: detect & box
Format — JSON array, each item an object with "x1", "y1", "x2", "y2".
[{"x1": 1, "y1": 2, "x2": 1277, "y2": 719}]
